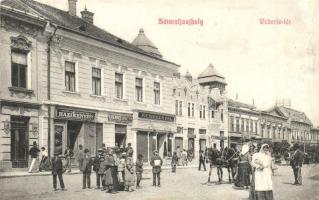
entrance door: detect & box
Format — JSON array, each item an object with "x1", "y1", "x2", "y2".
[
  {"x1": 115, "y1": 125, "x2": 127, "y2": 148},
  {"x1": 11, "y1": 116, "x2": 29, "y2": 168},
  {"x1": 188, "y1": 138, "x2": 195, "y2": 158},
  {"x1": 137, "y1": 132, "x2": 148, "y2": 162},
  {"x1": 199, "y1": 139, "x2": 206, "y2": 152},
  {"x1": 175, "y1": 137, "x2": 183, "y2": 150},
  {"x1": 84, "y1": 123, "x2": 96, "y2": 155},
  {"x1": 67, "y1": 121, "x2": 82, "y2": 152}
]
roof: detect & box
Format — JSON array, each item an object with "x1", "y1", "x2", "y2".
[
  {"x1": 132, "y1": 28, "x2": 162, "y2": 58},
  {"x1": 1, "y1": 0, "x2": 178, "y2": 66},
  {"x1": 228, "y1": 99, "x2": 256, "y2": 110},
  {"x1": 276, "y1": 106, "x2": 313, "y2": 125},
  {"x1": 197, "y1": 64, "x2": 226, "y2": 85},
  {"x1": 198, "y1": 63, "x2": 225, "y2": 79}
]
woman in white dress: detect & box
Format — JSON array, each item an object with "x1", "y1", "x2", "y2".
[{"x1": 251, "y1": 144, "x2": 274, "y2": 200}]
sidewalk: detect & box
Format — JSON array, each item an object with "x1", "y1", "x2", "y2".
[{"x1": 0, "y1": 164, "x2": 198, "y2": 179}]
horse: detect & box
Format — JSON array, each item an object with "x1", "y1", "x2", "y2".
[{"x1": 207, "y1": 147, "x2": 239, "y2": 183}]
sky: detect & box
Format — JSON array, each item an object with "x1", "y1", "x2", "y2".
[{"x1": 37, "y1": 0, "x2": 319, "y2": 126}]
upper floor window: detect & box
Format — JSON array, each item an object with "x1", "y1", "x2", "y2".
[
  {"x1": 241, "y1": 119, "x2": 244, "y2": 132},
  {"x1": 254, "y1": 121, "x2": 258, "y2": 133},
  {"x1": 188, "y1": 103, "x2": 191, "y2": 117},
  {"x1": 65, "y1": 61, "x2": 76, "y2": 92},
  {"x1": 92, "y1": 68, "x2": 101, "y2": 95},
  {"x1": 211, "y1": 110, "x2": 215, "y2": 118},
  {"x1": 179, "y1": 101, "x2": 183, "y2": 116},
  {"x1": 246, "y1": 119, "x2": 249, "y2": 132},
  {"x1": 221, "y1": 109, "x2": 223, "y2": 122},
  {"x1": 199, "y1": 105, "x2": 206, "y2": 119},
  {"x1": 191, "y1": 103, "x2": 195, "y2": 117},
  {"x1": 236, "y1": 117, "x2": 240, "y2": 132},
  {"x1": 11, "y1": 51, "x2": 27, "y2": 88},
  {"x1": 175, "y1": 100, "x2": 179, "y2": 115},
  {"x1": 154, "y1": 82, "x2": 160, "y2": 105},
  {"x1": 135, "y1": 78, "x2": 143, "y2": 102},
  {"x1": 230, "y1": 116, "x2": 235, "y2": 132},
  {"x1": 115, "y1": 73, "x2": 123, "y2": 99}
]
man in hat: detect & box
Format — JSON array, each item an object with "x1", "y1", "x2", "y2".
[
  {"x1": 51, "y1": 153, "x2": 66, "y2": 191},
  {"x1": 126, "y1": 143, "x2": 134, "y2": 157},
  {"x1": 150, "y1": 150, "x2": 163, "y2": 187},
  {"x1": 28, "y1": 141, "x2": 40, "y2": 173},
  {"x1": 93, "y1": 148, "x2": 104, "y2": 189},
  {"x1": 290, "y1": 143, "x2": 304, "y2": 185},
  {"x1": 81, "y1": 149, "x2": 94, "y2": 189}
]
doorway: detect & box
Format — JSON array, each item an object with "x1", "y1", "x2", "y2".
[
  {"x1": 199, "y1": 139, "x2": 206, "y2": 152},
  {"x1": 67, "y1": 121, "x2": 82, "y2": 151},
  {"x1": 11, "y1": 116, "x2": 29, "y2": 168}
]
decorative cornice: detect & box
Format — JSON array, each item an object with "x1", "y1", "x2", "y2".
[
  {"x1": 10, "y1": 35, "x2": 32, "y2": 51},
  {"x1": 0, "y1": 9, "x2": 45, "y2": 38}
]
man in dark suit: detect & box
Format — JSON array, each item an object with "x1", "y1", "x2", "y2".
[
  {"x1": 81, "y1": 149, "x2": 94, "y2": 189},
  {"x1": 51, "y1": 153, "x2": 65, "y2": 191},
  {"x1": 291, "y1": 143, "x2": 304, "y2": 185},
  {"x1": 150, "y1": 150, "x2": 163, "y2": 187},
  {"x1": 198, "y1": 150, "x2": 206, "y2": 171}
]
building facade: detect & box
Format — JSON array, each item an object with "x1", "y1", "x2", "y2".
[
  {"x1": 228, "y1": 100, "x2": 261, "y2": 150},
  {"x1": 0, "y1": 0, "x2": 179, "y2": 170},
  {"x1": 173, "y1": 64, "x2": 228, "y2": 161}
]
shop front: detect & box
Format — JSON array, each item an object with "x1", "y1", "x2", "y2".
[
  {"x1": 53, "y1": 107, "x2": 102, "y2": 157},
  {"x1": 0, "y1": 100, "x2": 40, "y2": 170},
  {"x1": 133, "y1": 110, "x2": 176, "y2": 162},
  {"x1": 187, "y1": 128, "x2": 195, "y2": 158},
  {"x1": 106, "y1": 111, "x2": 133, "y2": 148}
]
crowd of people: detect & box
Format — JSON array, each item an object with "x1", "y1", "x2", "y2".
[
  {"x1": 27, "y1": 140, "x2": 306, "y2": 199},
  {"x1": 204, "y1": 142, "x2": 306, "y2": 200},
  {"x1": 28, "y1": 142, "x2": 164, "y2": 193}
]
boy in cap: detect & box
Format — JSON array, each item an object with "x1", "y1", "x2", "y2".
[
  {"x1": 171, "y1": 152, "x2": 178, "y2": 173},
  {"x1": 136, "y1": 154, "x2": 144, "y2": 188},
  {"x1": 51, "y1": 153, "x2": 66, "y2": 191},
  {"x1": 150, "y1": 150, "x2": 163, "y2": 187},
  {"x1": 93, "y1": 148, "x2": 104, "y2": 189}
]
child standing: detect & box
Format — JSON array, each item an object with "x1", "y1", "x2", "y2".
[
  {"x1": 136, "y1": 154, "x2": 143, "y2": 188},
  {"x1": 93, "y1": 148, "x2": 104, "y2": 189},
  {"x1": 117, "y1": 153, "x2": 126, "y2": 190},
  {"x1": 171, "y1": 152, "x2": 178, "y2": 173}
]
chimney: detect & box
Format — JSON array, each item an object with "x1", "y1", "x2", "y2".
[
  {"x1": 68, "y1": 0, "x2": 77, "y2": 16},
  {"x1": 81, "y1": 6, "x2": 94, "y2": 24}
]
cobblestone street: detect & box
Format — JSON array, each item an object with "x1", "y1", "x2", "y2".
[{"x1": 1, "y1": 164, "x2": 319, "y2": 200}]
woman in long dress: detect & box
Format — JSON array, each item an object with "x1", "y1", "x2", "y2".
[
  {"x1": 124, "y1": 154, "x2": 135, "y2": 192},
  {"x1": 251, "y1": 144, "x2": 274, "y2": 200},
  {"x1": 236, "y1": 144, "x2": 251, "y2": 189}
]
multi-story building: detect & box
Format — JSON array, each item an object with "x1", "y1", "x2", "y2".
[
  {"x1": 310, "y1": 127, "x2": 319, "y2": 145},
  {"x1": 259, "y1": 110, "x2": 290, "y2": 145},
  {"x1": 0, "y1": 0, "x2": 179, "y2": 170},
  {"x1": 266, "y1": 106, "x2": 312, "y2": 144},
  {"x1": 228, "y1": 100, "x2": 260, "y2": 150},
  {"x1": 173, "y1": 64, "x2": 228, "y2": 161}
]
